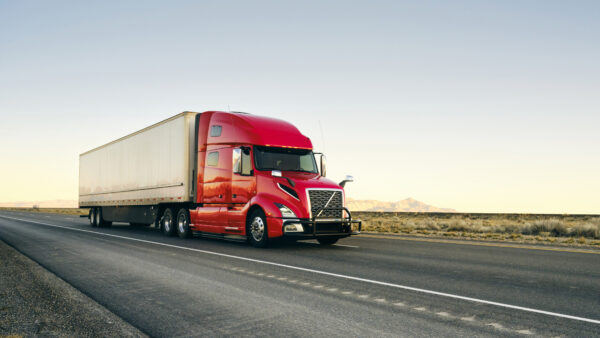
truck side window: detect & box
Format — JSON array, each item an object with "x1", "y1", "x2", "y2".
[
  {"x1": 210, "y1": 125, "x2": 222, "y2": 137},
  {"x1": 232, "y1": 149, "x2": 241, "y2": 173},
  {"x1": 207, "y1": 152, "x2": 219, "y2": 166},
  {"x1": 241, "y1": 147, "x2": 252, "y2": 175},
  {"x1": 233, "y1": 147, "x2": 253, "y2": 175}
]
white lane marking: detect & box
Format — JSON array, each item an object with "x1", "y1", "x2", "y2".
[
  {"x1": 487, "y1": 323, "x2": 504, "y2": 330},
  {"x1": 333, "y1": 244, "x2": 359, "y2": 248},
  {"x1": 2, "y1": 214, "x2": 599, "y2": 325},
  {"x1": 516, "y1": 329, "x2": 534, "y2": 335}
]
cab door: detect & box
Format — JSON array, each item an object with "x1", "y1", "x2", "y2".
[
  {"x1": 230, "y1": 146, "x2": 256, "y2": 228},
  {"x1": 202, "y1": 146, "x2": 232, "y2": 205},
  {"x1": 232, "y1": 146, "x2": 256, "y2": 204}
]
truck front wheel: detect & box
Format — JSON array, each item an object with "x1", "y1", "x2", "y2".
[
  {"x1": 162, "y1": 208, "x2": 176, "y2": 236},
  {"x1": 176, "y1": 208, "x2": 192, "y2": 239},
  {"x1": 248, "y1": 209, "x2": 269, "y2": 248}
]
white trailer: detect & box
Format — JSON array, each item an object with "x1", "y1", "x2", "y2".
[{"x1": 79, "y1": 112, "x2": 199, "y2": 226}]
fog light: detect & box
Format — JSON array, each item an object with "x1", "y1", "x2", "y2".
[{"x1": 284, "y1": 223, "x2": 304, "y2": 233}]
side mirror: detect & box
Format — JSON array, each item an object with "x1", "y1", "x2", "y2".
[
  {"x1": 320, "y1": 154, "x2": 327, "y2": 177},
  {"x1": 339, "y1": 175, "x2": 354, "y2": 188}
]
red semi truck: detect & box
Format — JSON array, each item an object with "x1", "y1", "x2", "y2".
[{"x1": 79, "y1": 111, "x2": 360, "y2": 247}]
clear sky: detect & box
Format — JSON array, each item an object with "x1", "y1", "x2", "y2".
[{"x1": 1, "y1": 1, "x2": 599, "y2": 213}]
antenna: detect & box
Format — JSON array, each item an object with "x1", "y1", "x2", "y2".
[{"x1": 318, "y1": 120, "x2": 326, "y2": 153}]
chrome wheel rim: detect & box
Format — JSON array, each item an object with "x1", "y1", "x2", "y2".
[
  {"x1": 178, "y1": 214, "x2": 186, "y2": 233},
  {"x1": 164, "y1": 214, "x2": 172, "y2": 232},
  {"x1": 251, "y1": 216, "x2": 265, "y2": 242},
  {"x1": 95, "y1": 209, "x2": 100, "y2": 226},
  {"x1": 90, "y1": 210, "x2": 95, "y2": 225}
]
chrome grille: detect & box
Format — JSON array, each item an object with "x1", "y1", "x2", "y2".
[{"x1": 308, "y1": 190, "x2": 343, "y2": 219}]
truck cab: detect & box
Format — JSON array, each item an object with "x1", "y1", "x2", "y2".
[{"x1": 189, "y1": 111, "x2": 361, "y2": 247}]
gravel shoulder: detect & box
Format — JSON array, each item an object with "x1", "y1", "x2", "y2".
[{"x1": 0, "y1": 239, "x2": 146, "y2": 337}]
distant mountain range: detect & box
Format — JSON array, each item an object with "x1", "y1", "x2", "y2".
[
  {"x1": 346, "y1": 198, "x2": 456, "y2": 212},
  {"x1": 0, "y1": 198, "x2": 455, "y2": 213},
  {"x1": 0, "y1": 200, "x2": 78, "y2": 208}
]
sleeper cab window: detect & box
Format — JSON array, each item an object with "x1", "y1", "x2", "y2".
[
  {"x1": 210, "y1": 125, "x2": 222, "y2": 137},
  {"x1": 207, "y1": 151, "x2": 219, "y2": 166}
]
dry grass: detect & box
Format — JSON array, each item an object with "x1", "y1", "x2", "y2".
[
  {"x1": 0, "y1": 207, "x2": 87, "y2": 216},
  {"x1": 354, "y1": 212, "x2": 600, "y2": 245}
]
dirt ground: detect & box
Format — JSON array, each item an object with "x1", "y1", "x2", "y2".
[{"x1": 0, "y1": 240, "x2": 145, "y2": 338}]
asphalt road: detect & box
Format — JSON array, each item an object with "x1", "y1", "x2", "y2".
[{"x1": 0, "y1": 210, "x2": 598, "y2": 337}]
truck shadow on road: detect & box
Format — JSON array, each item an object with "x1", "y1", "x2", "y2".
[{"x1": 91, "y1": 223, "x2": 357, "y2": 252}]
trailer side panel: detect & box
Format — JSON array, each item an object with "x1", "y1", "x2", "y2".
[{"x1": 79, "y1": 113, "x2": 197, "y2": 207}]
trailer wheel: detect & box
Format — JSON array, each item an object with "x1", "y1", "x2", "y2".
[
  {"x1": 248, "y1": 209, "x2": 269, "y2": 248},
  {"x1": 176, "y1": 209, "x2": 192, "y2": 239},
  {"x1": 96, "y1": 208, "x2": 112, "y2": 228},
  {"x1": 162, "y1": 208, "x2": 176, "y2": 236},
  {"x1": 317, "y1": 237, "x2": 339, "y2": 245},
  {"x1": 90, "y1": 208, "x2": 97, "y2": 227}
]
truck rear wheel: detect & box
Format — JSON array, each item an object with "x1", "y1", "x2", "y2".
[
  {"x1": 89, "y1": 208, "x2": 96, "y2": 227},
  {"x1": 176, "y1": 209, "x2": 192, "y2": 239},
  {"x1": 248, "y1": 209, "x2": 269, "y2": 248},
  {"x1": 162, "y1": 208, "x2": 176, "y2": 236},
  {"x1": 96, "y1": 208, "x2": 112, "y2": 228}
]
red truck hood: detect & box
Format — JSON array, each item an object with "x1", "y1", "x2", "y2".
[
  {"x1": 278, "y1": 171, "x2": 340, "y2": 189},
  {"x1": 257, "y1": 171, "x2": 344, "y2": 219}
]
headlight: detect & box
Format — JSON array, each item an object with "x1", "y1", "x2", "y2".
[{"x1": 274, "y1": 203, "x2": 297, "y2": 218}]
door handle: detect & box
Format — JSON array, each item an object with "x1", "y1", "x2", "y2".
[
  {"x1": 218, "y1": 194, "x2": 223, "y2": 198},
  {"x1": 233, "y1": 194, "x2": 237, "y2": 198}
]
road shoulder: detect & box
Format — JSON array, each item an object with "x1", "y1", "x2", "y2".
[{"x1": 0, "y1": 239, "x2": 146, "y2": 337}]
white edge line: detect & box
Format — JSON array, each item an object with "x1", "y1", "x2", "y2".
[
  {"x1": 333, "y1": 244, "x2": 360, "y2": 248},
  {"x1": 1, "y1": 214, "x2": 599, "y2": 325}
]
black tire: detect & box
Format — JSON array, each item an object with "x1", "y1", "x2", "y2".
[
  {"x1": 89, "y1": 208, "x2": 97, "y2": 227},
  {"x1": 162, "y1": 208, "x2": 176, "y2": 236},
  {"x1": 176, "y1": 208, "x2": 192, "y2": 239},
  {"x1": 317, "y1": 237, "x2": 339, "y2": 245},
  {"x1": 96, "y1": 208, "x2": 112, "y2": 228},
  {"x1": 247, "y1": 209, "x2": 269, "y2": 248}
]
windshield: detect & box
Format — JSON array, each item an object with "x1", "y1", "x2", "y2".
[{"x1": 254, "y1": 146, "x2": 318, "y2": 173}]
